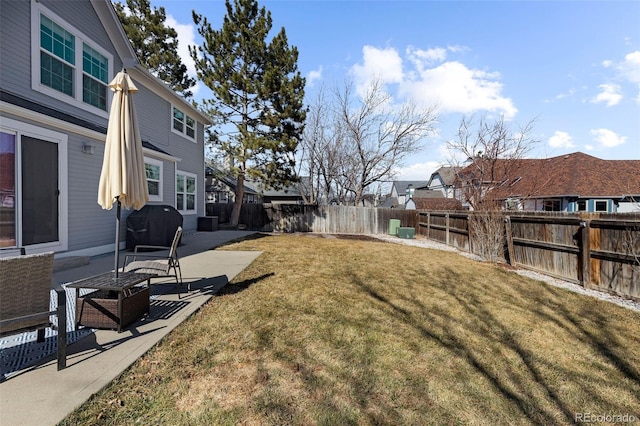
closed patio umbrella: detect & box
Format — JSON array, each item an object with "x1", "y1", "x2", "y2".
[{"x1": 98, "y1": 70, "x2": 149, "y2": 277}]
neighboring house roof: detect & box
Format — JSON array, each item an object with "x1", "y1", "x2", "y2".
[
  {"x1": 412, "y1": 189, "x2": 443, "y2": 199},
  {"x1": 379, "y1": 196, "x2": 399, "y2": 208},
  {"x1": 424, "y1": 166, "x2": 462, "y2": 189},
  {"x1": 392, "y1": 181, "x2": 430, "y2": 196},
  {"x1": 411, "y1": 198, "x2": 465, "y2": 210},
  {"x1": 205, "y1": 167, "x2": 258, "y2": 195},
  {"x1": 459, "y1": 152, "x2": 640, "y2": 200}
]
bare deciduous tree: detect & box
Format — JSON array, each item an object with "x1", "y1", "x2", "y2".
[
  {"x1": 446, "y1": 115, "x2": 540, "y2": 261},
  {"x1": 300, "y1": 79, "x2": 437, "y2": 206},
  {"x1": 338, "y1": 80, "x2": 437, "y2": 205},
  {"x1": 447, "y1": 115, "x2": 539, "y2": 210}
]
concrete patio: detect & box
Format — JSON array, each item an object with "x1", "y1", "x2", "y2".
[{"x1": 0, "y1": 230, "x2": 261, "y2": 426}]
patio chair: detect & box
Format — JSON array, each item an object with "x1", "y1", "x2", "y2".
[
  {"x1": 0, "y1": 252, "x2": 67, "y2": 370},
  {"x1": 122, "y1": 226, "x2": 187, "y2": 297}
]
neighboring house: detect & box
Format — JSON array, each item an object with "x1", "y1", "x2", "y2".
[
  {"x1": 0, "y1": 0, "x2": 211, "y2": 257},
  {"x1": 388, "y1": 180, "x2": 429, "y2": 208},
  {"x1": 454, "y1": 152, "x2": 640, "y2": 213},
  {"x1": 205, "y1": 167, "x2": 308, "y2": 205},
  {"x1": 423, "y1": 165, "x2": 461, "y2": 198},
  {"x1": 405, "y1": 189, "x2": 445, "y2": 210},
  {"x1": 205, "y1": 167, "x2": 259, "y2": 204}
]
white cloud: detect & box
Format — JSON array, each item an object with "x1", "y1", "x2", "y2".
[
  {"x1": 307, "y1": 66, "x2": 323, "y2": 87},
  {"x1": 394, "y1": 161, "x2": 441, "y2": 181},
  {"x1": 548, "y1": 131, "x2": 576, "y2": 148},
  {"x1": 617, "y1": 51, "x2": 640, "y2": 84},
  {"x1": 166, "y1": 15, "x2": 198, "y2": 95},
  {"x1": 590, "y1": 83, "x2": 623, "y2": 107},
  {"x1": 349, "y1": 45, "x2": 516, "y2": 119},
  {"x1": 406, "y1": 46, "x2": 447, "y2": 70},
  {"x1": 399, "y1": 61, "x2": 517, "y2": 119},
  {"x1": 590, "y1": 128, "x2": 627, "y2": 148},
  {"x1": 350, "y1": 45, "x2": 403, "y2": 96},
  {"x1": 602, "y1": 60, "x2": 613, "y2": 68},
  {"x1": 165, "y1": 15, "x2": 196, "y2": 74}
]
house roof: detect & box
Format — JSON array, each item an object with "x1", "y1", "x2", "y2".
[
  {"x1": 393, "y1": 181, "x2": 430, "y2": 195},
  {"x1": 411, "y1": 198, "x2": 465, "y2": 211},
  {"x1": 424, "y1": 166, "x2": 462, "y2": 188},
  {"x1": 205, "y1": 167, "x2": 258, "y2": 195},
  {"x1": 459, "y1": 152, "x2": 640, "y2": 200},
  {"x1": 412, "y1": 189, "x2": 444, "y2": 199}
]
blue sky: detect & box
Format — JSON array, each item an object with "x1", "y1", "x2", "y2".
[{"x1": 150, "y1": 0, "x2": 640, "y2": 180}]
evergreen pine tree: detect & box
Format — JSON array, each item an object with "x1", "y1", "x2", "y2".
[
  {"x1": 114, "y1": 0, "x2": 196, "y2": 98},
  {"x1": 191, "y1": 0, "x2": 306, "y2": 226}
]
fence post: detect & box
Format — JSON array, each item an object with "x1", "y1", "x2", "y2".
[
  {"x1": 445, "y1": 213, "x2": 450, "y2": 246},
  {"x1": 426, "y1": 212, "x2": 430, "y2": 239},
  {"x1": 504, "y1": 216, "x2": 515, "y2": 265},
  {"x1": 579, "y1": 220, "x2": 591, "y2": 287}
]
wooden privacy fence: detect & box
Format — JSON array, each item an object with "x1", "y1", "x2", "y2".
[
  {"x1": 205, "y1": 203, "x2": 418, "y2": 233},
  {"x1": 417, "y1": 211, "x2": 639, "y2": 301},
  {"x1": 204, "y1": 203, "x2": 639, "y2": 300}
]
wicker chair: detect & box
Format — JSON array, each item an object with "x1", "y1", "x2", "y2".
[
  {"x1": 0, "y1": 252, "x2": 67, "y2": 370},
  {"x1": 122, "y1": 226, "x2": 186, "y2": 297}
]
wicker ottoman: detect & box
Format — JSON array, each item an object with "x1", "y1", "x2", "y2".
[{"x1": 76, "y1": 286, "x2": 150, "y2": 331}]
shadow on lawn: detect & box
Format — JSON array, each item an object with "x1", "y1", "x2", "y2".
[
  {"x1": 350, "y1": 265, "x2": 640, "y2": 424},
  {"x1": 216, "y1": 273, "x2": 275, "y2": 296}
]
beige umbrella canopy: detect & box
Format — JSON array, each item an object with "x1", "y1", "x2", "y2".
[{"x1": 98, "y1": 70, "x2": 149, "y2": 275}]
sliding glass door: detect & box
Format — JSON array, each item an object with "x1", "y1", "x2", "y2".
[{"x1": 0, "y1": 130, "x2": 61, "y2": 249}]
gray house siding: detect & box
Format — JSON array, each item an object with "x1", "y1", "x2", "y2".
[
  {"x1": 1, "y1": 0, "x2": 121, "y2": 125},
  {"x1": 1, "y1": 0, "x2": 209, "y2": 258}
]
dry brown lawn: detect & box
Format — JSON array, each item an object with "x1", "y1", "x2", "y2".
[{"x1": 60, "y1": 233, "x2": 640, "y2": 425}]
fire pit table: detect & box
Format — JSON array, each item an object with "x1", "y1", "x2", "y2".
[{"x1": 67, "y1": 271, "x2": 156, "y2": 332}]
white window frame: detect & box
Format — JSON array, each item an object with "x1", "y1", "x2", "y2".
[
  {"x1": 171, "y1": 105, "x2": 197, "y2": 142},
  {"x1": 31, "y1": 1, "x2": 113, "y2": 118},
  {"x1": 176, "y1": 170, "x2": 197, "y2": 214},
  {"x1": 0, "y1": 117, "x2": 68, "y2": 254},
  {"x1": 144, "y1": 157, "x2": 163, "y2": 202},
  {"x1": 595, "y1": 200, "x2": 608, "y2": 212}
]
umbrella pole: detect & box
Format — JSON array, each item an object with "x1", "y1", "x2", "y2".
[{"x1": 114, "y1": 197, "x2": 121, "y2": 278}]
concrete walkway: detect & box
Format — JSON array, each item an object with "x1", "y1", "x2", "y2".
[{"x1": 0, "y1": 231, "x2": 262, "y2": 426}]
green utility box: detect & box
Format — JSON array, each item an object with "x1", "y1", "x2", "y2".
[
  {"x1": 389, "y1": 219, "x2": 401, "y2": 235},
  {"x1": 397, "y1": 227, "x2": 415, "y2": 239}
]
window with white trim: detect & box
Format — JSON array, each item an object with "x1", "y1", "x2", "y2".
[
  {"x1": 595, "y1": 200, "x2": 608, "y2": 212},
  {"x1": 176, "y1": 171, "x2": 197, "y2": 213},
  {"x1": 32, "y1": 3, "x2": 113, "y2": 115},
  {"x1": 171, "y1": 106, "x2": 196, "y2": 141},
  {"x1": 144, "y1": 158, "x2": 163, "y2": 202}
]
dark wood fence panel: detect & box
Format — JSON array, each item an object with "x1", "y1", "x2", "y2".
[
  {"x1": 586, "y1": 217, "x2": 640, "y2": 299},
  {"x1": 507, "y1": 215, "x2": 583, "y2": 284},
  {"x1": 415, "y1": 210, "x2": 638, "y2": 300}
]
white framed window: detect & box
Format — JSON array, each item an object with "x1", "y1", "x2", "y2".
[
  {"x1": 176, "y1": 171, "x2": 197, "y2": 213},
  {"x1": 144, "y1": 158, "x2": 163, "y2": 202},
  {"x1": 595, "y1": 200, "x2": 608, "y2": 212},
  {"x1": 31, "y1": 2, "x2": 113, "y2": 117},
  {"x1": 171, "y1": 105, "x2": 196, "y2": 141}
]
